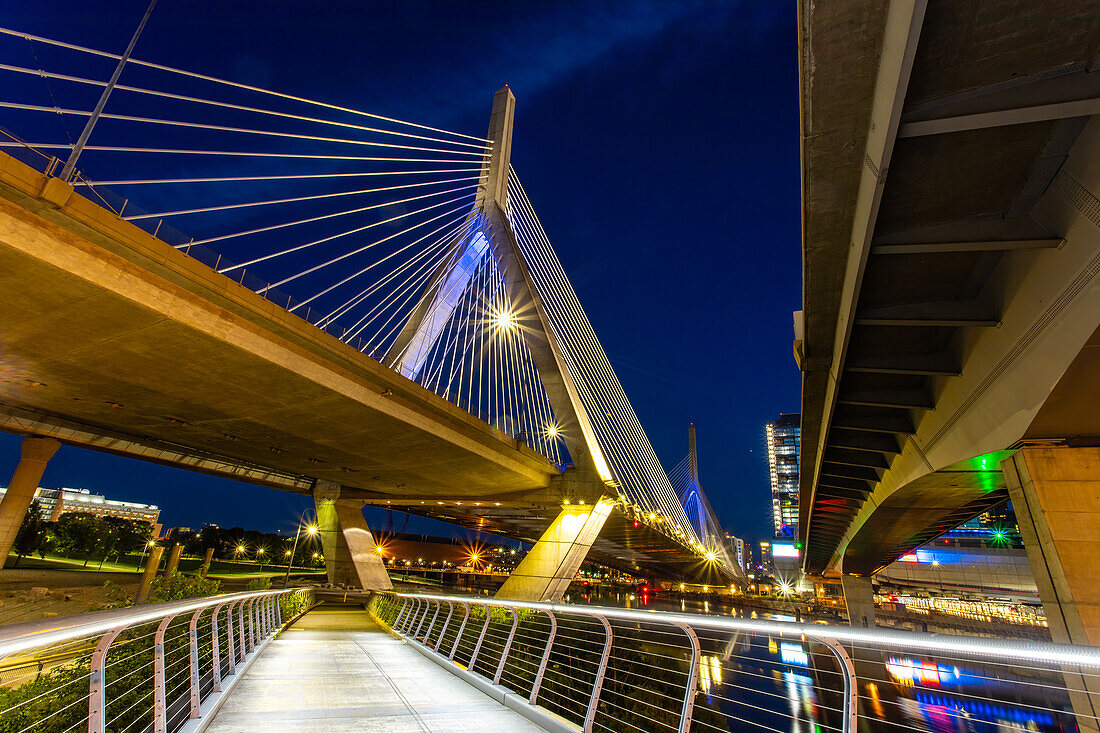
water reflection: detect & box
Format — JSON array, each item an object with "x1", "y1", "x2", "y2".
[{"x1": 563, "y1": 585, "x2": 1075, "y2": 732}]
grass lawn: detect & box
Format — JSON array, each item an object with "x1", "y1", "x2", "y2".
[{"x1": 7, "y1": 554, "x2": 144, "y2": 573}]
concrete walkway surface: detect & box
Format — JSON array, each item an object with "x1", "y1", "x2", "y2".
[{"x1": 204, "y1": 603, "x2": 548, "y2": 732}]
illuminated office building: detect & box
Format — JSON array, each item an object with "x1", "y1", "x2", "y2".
[{"x1": 766, "y1": 413, "x2": 800, "y2": 539}]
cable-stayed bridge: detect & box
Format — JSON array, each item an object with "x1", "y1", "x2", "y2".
[{"x1": 0, "y1": 26, "x2": 736, "y2": 597}]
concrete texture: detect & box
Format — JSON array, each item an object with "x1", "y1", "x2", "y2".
[
  {"x1": 315, "y1": 482, "x2": 392, "y2": 590},
  {"x1": 496, "y1": 500, "x2": 613, "y2": 602},
  {"x1": 0, "y1": 436, "x2": 59, "y2": 564},
  {"x1": 204, "y1": 605, "x2": 547, "y2": 733},
  {"x1": 841, "y1": 574, "x2": 875, "y2": 629},
  {"x1": 1005, "y1": 446, "x2": 1100, "y2": 732},
  {"x1": 798, "y1": 1, "x2": 1100, "y2": 576}
]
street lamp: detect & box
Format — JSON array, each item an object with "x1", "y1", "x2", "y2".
[
  {"x1": 138, "y1": 539, "x2": 156, "y2": 569},
  {"x1": 256, "y1": 546, "x2": 265, "y2": 573},
  {"x1": 283, "y1": 519, "x2": 319, "y2": 588}
]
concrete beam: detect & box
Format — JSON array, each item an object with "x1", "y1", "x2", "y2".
[
  {"x1": 802, "y1": 0, "x2": 928, "y2": 566},
  {"x1": 837, "y1": 389, "x2": 933, "y2": 410},
  {"x1": 899, "y1": 63, "x2": 1100, "y2": 138},
  {"x1": 846, "y1": 355, "x2": 960, "y2": 377},
  {"x1": 495, "y1": 499, "x2": 614, "y2": 602},
  {"x1": 871, "y1": 238, "x2": 1063, "y2": 255},
  {"x1": 855, "y1": 302, "x2": 1000, "y2": 327},
  {"x1": 0, "y1": 436, "x2": 60, "y2": 566}
]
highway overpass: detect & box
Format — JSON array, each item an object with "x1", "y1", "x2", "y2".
[{"x1": 796, "y1": 0, "x2": 1100, "y2": 647}]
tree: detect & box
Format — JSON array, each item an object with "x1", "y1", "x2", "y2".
[
  {"x1": 51, "y1": 513, "x2": 105, "y2": 566},
  {"x1": 11, "y1": 500, "x2": 47, "y2": 567},
  {"x1": 101, "y1": 517, "x2": 152, "y2": 563}
]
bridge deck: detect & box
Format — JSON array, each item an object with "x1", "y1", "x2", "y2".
[{"x1": 205, "y1": 604, "x2": 546, "y2": 732}]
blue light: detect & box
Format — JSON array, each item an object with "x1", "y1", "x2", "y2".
[{"x1": 780, "y1": 642, "x2": 809, "y2": 666}]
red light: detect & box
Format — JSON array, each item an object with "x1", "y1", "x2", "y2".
[{"x1": 632, "y1": 520, "x2": 640, "y2": 528}]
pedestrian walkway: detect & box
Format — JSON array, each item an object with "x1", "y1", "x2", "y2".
[{"x1": 205, "y1": 603, "x2": 548, "y2": 732}]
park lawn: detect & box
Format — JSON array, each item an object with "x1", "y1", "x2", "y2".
[{"x1": 7, "y1": 554, "x2": 144, "y2": 573}]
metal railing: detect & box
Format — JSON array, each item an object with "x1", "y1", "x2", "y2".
[
  {"x1": 372, "y1": 592, "x2": 1100, "y2": 733},
  {"x1": 0, "y1": 587, "x2": 312, "y2": 733}
]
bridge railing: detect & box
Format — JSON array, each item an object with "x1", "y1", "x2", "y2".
[
  {"x1": 0, "y1": 587, "x2": 312, "y2": 733},
  {"x1": 371, "y1": 591, "x2": 1100, "y2": 733}
]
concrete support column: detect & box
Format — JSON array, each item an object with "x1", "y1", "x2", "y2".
[
  {"x1": 164, "y1": 543, "x2": 184, "y2": 576},
  {"x1": 841, "y1": 575, "x2": 875, "y2": 628},
  {"x1": 134, "y1": 545, "x2": 164, "y2": 604},
  {"x1": 1004, "y1": 447, "x2": 1100, "y2": 730},
  {"x1": 200, "y1": 547, "x2": 214, "y2": 578},
  {"x1": 313, "y1": 480, "x2": 392, "y2": 590},
  {"x1": 495, "y1": 499, "x2": 614, "y2": 602},
  {"x1": 0, "y1": 436, "x2": 60, "y2": 567}
]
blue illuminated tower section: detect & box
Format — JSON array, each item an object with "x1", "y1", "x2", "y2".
[{"x1": 766, "y1": 413, "x2": 801, "y2": 539}]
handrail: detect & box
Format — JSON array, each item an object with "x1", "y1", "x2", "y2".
[
  {"x1": 373, "y1": 591, "x2": 1100, "y2": 733},
  {"x1": 0, "y1": 587, "x2": 313, "y2": 733},
  {"x1": 396, "y1": 591, "x2": 1100, "y2": 669},
  {"x1": 0, "y1": 588, "x2": 300, "y2": 657}
]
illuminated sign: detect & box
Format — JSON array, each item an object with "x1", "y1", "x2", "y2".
[
  {"x1": 771, "y1": 543, "x2": 800, "y2": 558},
  {"x1": 780, "y1": 643, "x2": 809, "y2": 666}
]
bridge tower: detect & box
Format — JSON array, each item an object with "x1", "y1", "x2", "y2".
[{"x1": 311, "y1": 88, "x2": 618, "y2": 600}]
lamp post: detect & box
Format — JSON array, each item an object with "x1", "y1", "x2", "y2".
[
  {"x1": 138, "y1": 539, "x2": 156, "y2": 570},
  {"x1": 282, "y1": 521, "x2": 318, "y2": 588}
]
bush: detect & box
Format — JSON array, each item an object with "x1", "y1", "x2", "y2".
[
  {"x1": 148, "y1": 571, "x2": 220, "y2": 603},
  {"x1": 279, "y1": 591, "x2": 311, "y2": 622},
  {"x1": 246, "y1": 577, "x2": 272, "y2": 591}
]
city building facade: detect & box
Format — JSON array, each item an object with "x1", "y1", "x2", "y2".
[
  {"x1": 0, "y1": 485, "x2": 161, "y2": 534},
  {"x1": 766, "y1": 413, "x2": 800, "y2": 539}
]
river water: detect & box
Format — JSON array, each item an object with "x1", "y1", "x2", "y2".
[{"x1": 561, "y1": 585, "x2": 1078, "y2": 733}]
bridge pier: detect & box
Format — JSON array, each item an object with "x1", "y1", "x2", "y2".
[
  {"x1": 313, "y1": 480, "x2": 392, "y2": 590},
  {"x1": 1004, "y1": 447, "x2": 1100, "y2": 729},
  {"x1": 0, "y1": 436, "x2": 60, "y2": 567},
  {"x1": 495, "y1": 498, "x2": 613, "y2": 602}
]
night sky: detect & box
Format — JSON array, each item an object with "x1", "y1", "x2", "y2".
[{"x1": 0, "y1": 1, "x2": 801, "y2": 544}]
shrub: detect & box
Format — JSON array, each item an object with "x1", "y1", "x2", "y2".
[{"x1": 149, "y1": 572, "x2": 220, "y2": 603}]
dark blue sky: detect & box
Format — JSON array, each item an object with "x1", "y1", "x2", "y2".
[{"x1": 0, "y1": 1, "x2": 801, "y2": 543}]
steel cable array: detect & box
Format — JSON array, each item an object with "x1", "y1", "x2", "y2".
[{"x1": 0, "y1": 25, "x2": 733, "y2": 564}]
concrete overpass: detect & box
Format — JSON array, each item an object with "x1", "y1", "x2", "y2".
[
  {"x1": 796, "y1": 0, "x2": 1100, "y2": 645},
  {"x1": 2, "y1": 84, "x2": 739, "y2": 594}
]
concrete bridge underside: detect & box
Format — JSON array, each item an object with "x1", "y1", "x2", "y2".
[
  {"x1": 0, "y1": 151, "x2": 721, "y2": 586},
  {"x1": 798, "y1": 1, "x2": 1100, "y2": 578}
]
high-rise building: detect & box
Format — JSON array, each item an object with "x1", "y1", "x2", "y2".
[{"x1": 766, "y1": 413, "x2": 800, "y2": 539}]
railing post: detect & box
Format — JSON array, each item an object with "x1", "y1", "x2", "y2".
[
  {"x1": 413, "y1": 599, "x2": 433, "y2": 640},
  {"x1": 423, "y1": 600, "x2": 442, "y2": 643},
  {"x1": 87, "y1": 626, "x2": 125, "y2": 733},
  {"x1": 435, "y1": 601, "x2": 455, "y2": 650},
  {"x1": 493, "y1": 607, "x2": 521, "y2": 684},
  {"x1": 584, "y1": 615, "x2": 613, "y2": 733},
  {"x1": 400, "y1": 598, "x2": 418, "y2": 634},
  {"x1": 237, "y1": 599, "x2": 246, "y2": 660},
  {"x1": 154, "y1": 614, "x2": 179, "y2": 733},
  {"x1": 673, "y1": 623, "x2": 701, "y2": 733},
  {"x1": 188, "y1": 608, "x2": 203, "y2": 719},
  {"x1": 211, "y1": 603, "x2": 226, "y2": 692},
  {"x1": 529, "y1": 610, "x2": 557, "y2": 705},
  {"x1": 468, "y1": 603, "x2": 493, "y2": 671},
  {"x1": 247, "y1": 598, "x2": 257, "y2": 650},
  {"x1": 450, "y1": 602, "x2": 471, "y2": 660},
  {"x1": 225, "y1": 601, "x2": 238, "y2": 673},
  {"x1": 816, "y1": 637, "x2": 857, "y2": 733},
  {"x1": 394, "y1": 597, "x2": 410, "y2": 631}
]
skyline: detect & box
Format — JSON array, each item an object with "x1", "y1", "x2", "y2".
[{"x1": 0, "y1": 0, "x2": 801, "y2": 543}]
